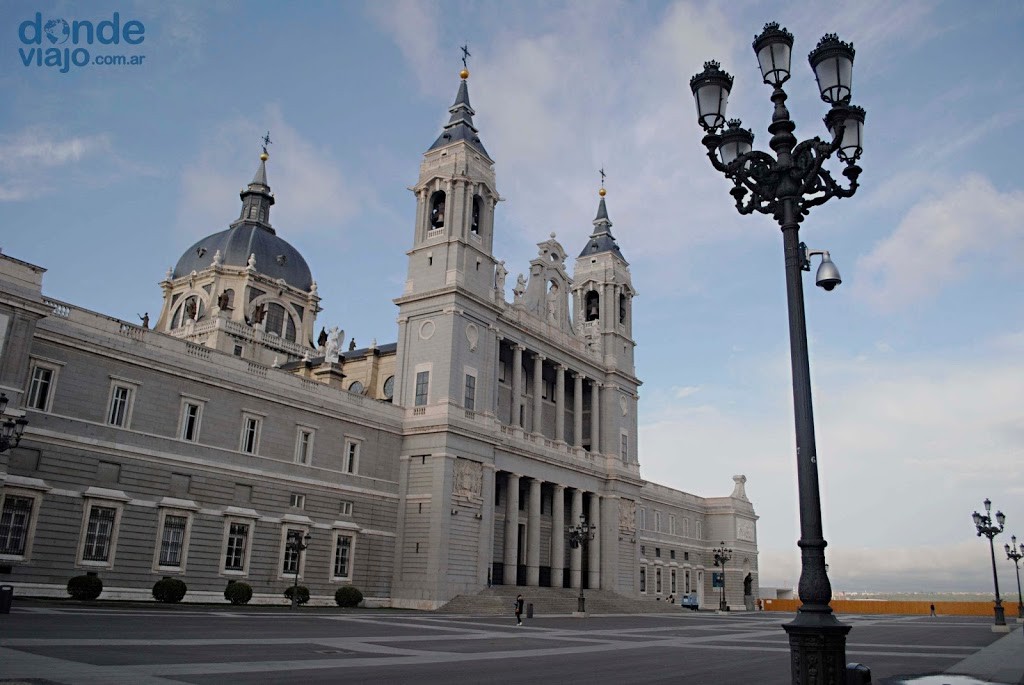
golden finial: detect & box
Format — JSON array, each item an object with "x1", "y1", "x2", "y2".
[
  {"x1": 260, "y1": 152, "x2": 269, "y2": 161},
  {"x1": 460, "y1": 44, "x2": 471, "y2": 80},
  {"x1": 599, "y1": 187, "x2": 606, "y2": 197}
]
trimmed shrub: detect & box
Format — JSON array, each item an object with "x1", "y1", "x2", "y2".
[
  {"x1": 152, "y1": 577, "x2": 187, "y2": 603},
  {"x1": 335, "y1": 586, "x2": 363, "y2": 608},
  {"x1": 284, "y1": 585, "x2": 310, "y2": 605},
  {"x1": 224, "y1": 580, "x2": 253, "y2": 605},
  {"x1": 67, "y1": 573, "x2": 103, "y2": 600}
]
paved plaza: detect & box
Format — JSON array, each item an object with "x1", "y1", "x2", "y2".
[{"x1": 0, "y1": 604, "x2": 1021, "y2": 684}]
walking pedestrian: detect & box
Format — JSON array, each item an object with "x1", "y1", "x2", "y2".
[
  {"x1": 929, "y1": 603, "x2": 936, "y2": 617},
  {"x1": 514, "y1": 594, "x2": 524, "y2": 626}
]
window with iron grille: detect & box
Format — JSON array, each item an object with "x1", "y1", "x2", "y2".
[
  {"x1": 107, "y1": 384, "x2": 133, "y2": 427},
  {"x1": 82, "y1": 506, "x2": 117, "y2": 561},
  {"x1": 0, "y1": 496, "x2": 33, "y2": 555},
  {"x1": 224, "y1": 522, "x2": 249, "y2": 571},
  {"x1": 159, "y1": 515, "x2": 187, "y2": 566},
  {"x1": 282, "y1": 528, "x2": 303, "y2": 574},
  {"x1": 333, "y1": 533, "x2": 353, "y2": 579}
]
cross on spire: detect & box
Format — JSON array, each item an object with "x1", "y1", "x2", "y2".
[
  {"x1": 261, "y1": 131, "x2": 272, "y2": 155},
  {"x1": 460, "y1": 44, "x2": 471, "y2": 69},
  {"x1": 599, "y1": 167, "x2": 606, "y2": 188}
]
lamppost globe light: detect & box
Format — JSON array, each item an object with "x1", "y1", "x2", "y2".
[
  {"x1": 753, "y1": 22, "x2": 794, "y2": 88},
  {"x1": 824, "y1": 105, "x2": 866, "y2": 163},
  {"x1": 996, "y1": 511, "x2": 1006, "y2": 527},
  {"x1": 973, "y1": 511, "x2": 983, "y2": 528},
  {"x1": 0, "y1": 393, "x2": 29, "y2": 454},
  {"x1": 808, "y1": 33, "x2": 855, "y2": 105},
  {"x1": 984, "y1": 498, "x2": 992, "y2": 513},
  {"x1": 689, "y1": 60, "x2": 734, "y2": 133},
  {"x1": 718, "y1": 119, "x2": 755, "y2": 165},
  {"x1": 0, "y1": 393, "x2": 7, "y2": 415}
]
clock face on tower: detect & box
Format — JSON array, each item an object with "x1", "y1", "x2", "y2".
[{"x1": 383, "y1": 375, "x2": 395, "y2": 401}]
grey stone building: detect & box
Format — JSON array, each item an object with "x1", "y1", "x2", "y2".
[{"x1": 0, "y1": 70, "x2": 758, "y2": 609}]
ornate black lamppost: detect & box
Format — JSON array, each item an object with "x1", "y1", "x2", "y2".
[
  {"x1": 567, "y1": 513, "x2": 593, "y2": 613},
  {"x1": 0, "y1": 394, "x2": 29, "y2": 453},
  {"x1": 690, "y1": 22, "x2": 865, "y2": 682},
  {"x1": 713, "y1": 542, "x2": 733, "y2": 612},
  {"x1": 972, "y1": 499, "x2": 1006, "y2": 629},
  {"x1": 286, "y1": 530, "x2": 311, "y2": 609},
  {"x1": 1005, "y1": 535, "x2": 1024, "y2": 621}
]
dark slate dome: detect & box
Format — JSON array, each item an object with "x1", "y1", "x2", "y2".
[
  {"x1": 173, "y1": 224, "x2": 313, "y2": 291},
  {"x1": 172, "y1": 153, "x2": 314, "y2": 292}
]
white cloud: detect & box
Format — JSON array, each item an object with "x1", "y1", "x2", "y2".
[
  {"x1": 0, "y1": 128, "x2": 111, "y2": 202},
  {"x1": 176, "y1": 106, "x2": 365, "y2": 240},
  {"x1": 365, "y1": 0, "x2": 444, "y2": 93},
  {"x1": 856, "y1": 174, "x2": 1024, "y2": 309}
]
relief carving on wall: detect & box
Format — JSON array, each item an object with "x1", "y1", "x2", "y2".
[
  {"x1": 453, "y1": 458, "x2": 483, "y2": 501},
  {"x1": 619, "y1": 499, "x2": 636, "y2": 532},
  {"x1": 465, "y1": 323, "x2": 479, "y2": 352},
  {"x1": 736, "y1": 518, "x2": 756, "y2": 542}
]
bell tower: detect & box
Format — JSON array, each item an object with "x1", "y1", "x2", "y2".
[
  {"x1": 572, "y1": 186, "x2": 636, "y2": 375},
  {"x1": 403, "y1": 66, "x2": 500, "y2": 301}
]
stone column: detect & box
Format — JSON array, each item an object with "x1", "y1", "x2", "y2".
[
  {"x1": 492, "y1": 335, "x2": 502, "y2": 418},
  {"x1": 555, "y1": 365, "x2": 566, "y2": 442},
  {"x1": 532, "y1": 354, "x2": 544, "y2": 434},
  {"x1": 570, "y1": 488, "x2": 583, "y2": 589},
  {"x1": 511, "y1": 345, "x2": 523, "y2": 426},
  {"x1": 551, "y1": 484, "x2": 565, "y2": 588},
  {"x1": 527, "y1": 478, "x2": 541, "y2": 586},
  {"x1": 480, "y1": 464, "x2": 497, "y2": 587},
  {"x1": 573, "y1": 373, "x2": 584, "y2": 447},
  {"x1": 503, "y1": 473, "x2": 520, "y2": 585},
  {"x1": 591, "y1": 380, "x2": 601, "y2": 454},
  {"x1": 588, "y1": 493, "x2": 601, "y2": 590}
]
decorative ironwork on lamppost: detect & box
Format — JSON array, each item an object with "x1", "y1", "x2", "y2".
[
  {"x1": 713, "y1": 543, "x2": 732, "y2": 612},
  {"x1": 690, "y1": 22, "x2": 865, "y2": 682},
  {"x1": 971, "y1": 499, "x2": 1007, "y2": 629},
  {"x1": 567, "y1": 513, "x2": 594, "y2": 613},
  {"x1": 1005, "y1": 535, "x2": 1024, "y2": 620},
  {"x1": 286, "y1": 530, "x2": 311, "y2": 609},
  {"x1": 0, "y1": 394, "x2": 29, "y2": 453}
]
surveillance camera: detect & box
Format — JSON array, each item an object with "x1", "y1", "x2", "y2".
[
  {"x1": 814, "y1": 254, "x2": 842, "y2": 291},
  {"x1": 816, "y1": 277, "x2": 840, "y2": 291}
]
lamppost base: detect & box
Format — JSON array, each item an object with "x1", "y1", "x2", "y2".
[
  {"x1": 577, "y1": 595, "x2": 586, "y2": 613},
  {"x1": 783, "y1": 612, "x2": 851, "y2": 685}
]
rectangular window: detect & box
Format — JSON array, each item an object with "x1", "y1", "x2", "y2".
[
  {"x1": 656, "y1": 567, "x2": 663, "y2": 594},
  {"x1": 498, "y1": 360, "x2": 508, "y2": 384},
  {"x1": 639, "y1": 508, "x2": 647, "y2": 531},
  {"x1": 224, "y1": 522, "x2": 249, "y2": 571},
  {"x1": 654, "y1": 511, "x2": 662, "y2": 533},
  {"x1": 639, "y1": 566, "x2": 647, "y2": 593},
  {"x1": 338, "y1": 500, "x2": 353, "y2": 516},
  {"x1": 290, "y1": 493, "x2": 305, "y2": 509},
  {"x1": 82, "y1": 506, "x2": 117, "y2": 562},
  {"x1": 621, "y1": 433, "x2": 628, "y2": 462},
  {"x1": 655, "y1": 547, "x2": 661, "y2": 558},
  {"x1": 180, "y1": 401, "x2": 202, "y2": 442},
  {"x1": 240, "y1": 416, "x2": 261, "y2": 454},
  {"x1": 107, "y1": 384, "x2": 134, "y2": 427},
  {"x1": 282, "y1": 528, "x2": 303, "y2": 574},
  {"x1": 464, "y1": 374, "x2": 476, "y2": 411},
  {"x1": 159, "y1": 515, "x2": 187, "y2": 567},
  {"x1": 684, "y1": 551, "x2": 690, "y2": 561},
  {"x1": 670, "y1": 550, "x2": 676, "y2": 560},
  {"x1": 671, "y1": 569, "x2": 677, "y2": 594},
  {"x1": 685, "y1": 569, "x2": 691, "y2": 593},
  {"x1": 343, "y1": 439, "x2": 360, "y2": 474},
  {"x1": 415, "y1": 371, "x2": 430, "y2": 406},
  {"x1": 295, "y1": 428, "x2": 313, "y2": 464},
  {"x1": 669, "y1": 515, "x2": 677, "y2": 536},
  {"x1": 640, "y1": 545, "x2": 646, "y2": 556},
  {"x1": 27, "y1": 365, "x2": 54, "y2": 411},
  {"x1": 0, "y1": 496, "x2": 33, "y2": 556},
  {"x1": 333, "y1": 533, "x2": 353, "y2": 579}
]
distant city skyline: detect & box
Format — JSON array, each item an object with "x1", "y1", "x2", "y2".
[{"x1": 2, "y1": 0, "x2": 1023, "y2": 593}]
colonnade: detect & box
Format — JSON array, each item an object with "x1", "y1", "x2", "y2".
[
  {"x1": 499, "y1": 339, "x2": 603, "y2": 452},
  {"x1": 500, "y1": 472, "x2": 602, "y2": 590}
]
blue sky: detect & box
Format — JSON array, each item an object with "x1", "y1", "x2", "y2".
[{"x1": 2, "y1": 0, "x2": 1023, "y2": 593}]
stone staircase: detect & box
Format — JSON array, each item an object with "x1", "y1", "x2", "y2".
[{"x1": 438, "y1": 585, "x2": 687, "y2": 616}]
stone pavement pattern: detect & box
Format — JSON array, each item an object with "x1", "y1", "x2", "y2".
[{"x1": 0, "y1": 606, "x2": 1021, "y2": 684}]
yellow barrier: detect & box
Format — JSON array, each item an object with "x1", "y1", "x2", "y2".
[{"x1": 761, "y1": 599, "x2": 1001, "y2": 616}]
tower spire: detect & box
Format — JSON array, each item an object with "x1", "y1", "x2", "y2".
[
  {"x1": 579, "y1": 176, "x2": 625, "y2": 261},
  {"x1": 236, "y1": 132, "x2": 275, "y2": 232},
  {"x1": 428, "y1": 53, "x2": 489, "y2": 157}
]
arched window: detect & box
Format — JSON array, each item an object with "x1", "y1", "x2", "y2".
[
  {"x1": 470, "y1": 195, "x2": 482, "y2": 234},
  {"x1": 619, "y1": 292, "x2": 627, "y2": 324},
  {"x1": 265, "y1": 303, "x2": 285, "y2": 337},
  {"x1": 348, "y1": 381, "x2": 364, "y2": 395},
  {"x1": 172, "y1": 295, "x2": 203, "y2": 329},
  {"x1": 585, "y1": 290, "x2": 600, "y2": 321},
  {"x1": 429, "y1": 190, "x2": 446, "y2": 228}
]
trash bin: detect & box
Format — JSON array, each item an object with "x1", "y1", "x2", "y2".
[
  {"x1": 0, "y1": 585, "x2": 13, "y2": 614},
  {"x1": 845, "y1": 663, "x2": 871, "y2": 684},
  {"x1": 526, "y1": 602, "x2": 534, "y2": 619}
]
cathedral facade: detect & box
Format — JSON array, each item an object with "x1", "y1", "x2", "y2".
[{"x1": 0, "y1": 70, "x2": 758, "y2": 609}]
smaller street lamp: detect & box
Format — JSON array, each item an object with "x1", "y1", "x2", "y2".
[
  {"x1": 0, "y1": 394, "x2": 29, "y2": 454},
  {"x1": 286, "y1": 530, "x2": 311, "y2": 609},
  {"x1": 972, "y1": 499, "x2": 1006, "y2": 628},
  {"x1": 1005, "y1": 535, "x2": 1024, "y2": 620},
  {"x1": 567, "y1": 514, "x2": 594, "y2": 613},
  {"x1": 713, "y1": 542, "x2": 733, "y2": 612}
]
